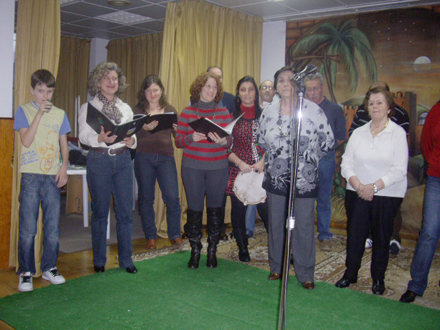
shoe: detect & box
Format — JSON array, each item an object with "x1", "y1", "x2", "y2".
[
  {"x1": 171, "y1": 237, "x2": 184, "y2": 247},
  {"x1": 302, "y1": 281, "x2": 315, "y2": 290},
  {"x1": 146, "y1": 239, "x2": 157, "y2": 250},
  {"x1": 219, "y1": 232, "x2": 229, "y2": 241},
  {"x1": 94, "y1": 266, "x2": 105, "y2": 273},
  {"x1": 389, "y1": 239, "x2": 401, "y2": 255},
  {"x1": 319, "y1": 239, "x2": 331, "y2": 252},
  {"x1": 42, "y1": 267, "x2": 66, "y2": 285},
  {"x1": 18, "y1": 272, "x2": 33, "y2": 292},
  {"x1": 268, "y1": 273, "x2": 282, "y2": 280},
  {"x1": 365, "y1": 238, "x2": 373, "y2": 249},
  {"x1": 335, "y1": 277, "x2": 357, "y2": 288},
  {"x1": 238, "y1": 248, "x2": 251, "y2": 262},
  {"x1": 372, "y1": 280, "x2": 385, "y2": 295},
  {"x1": 400, "y1": 290, "x2": 420, "y2": 303},
  {"x1": 126, "y1": 266, "x2": 138, "y2": 274}
]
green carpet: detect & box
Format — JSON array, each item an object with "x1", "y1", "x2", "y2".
[{"x1": 1, "y1": 252, "x2": 439, "y2": 330}]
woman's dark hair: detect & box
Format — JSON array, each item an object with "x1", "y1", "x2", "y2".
[
  {"x1": 274, "y1": 66, "x2": 294, "y2": 90},
  {"x1": 364, "y1": 86, "x2": 396, "y2": 118},
  {"x1": 190, "y1": 72, "x2": 223, "y2": 104},
  {"x1": 234, "y1": 76, "x2": 262, "y2": 119},
  {"x1": 137, "y1": 74, "x2": 167, "y2": 111}
]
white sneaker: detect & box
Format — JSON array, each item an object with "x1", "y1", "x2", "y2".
[
  {"x1": 42, "y1": 267, "x2": 66, "y2": 285},
  {"x1": 18, "y1": 272, "x2": 33, "y2": 292},
  {"x1": 365, "y1": 238, "x2": 373, "y2": 249},
  {"x1": 389, "y1": 239, "x2": 401, "y2": 255}
]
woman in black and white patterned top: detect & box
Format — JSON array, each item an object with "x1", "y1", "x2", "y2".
[{"x1": 258, "y1": 66, "x2": 334, "y2": 288}]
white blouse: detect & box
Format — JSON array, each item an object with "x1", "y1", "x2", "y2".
[
  {"x1": 78, "y1": 95, "x2": 137, "y2": 149},
  {"x1": 341, "y1": 120, "x2": 408, "y2": 198}
]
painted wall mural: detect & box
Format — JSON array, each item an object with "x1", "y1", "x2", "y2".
[{"x1": 285, "y1": 6, "x2": 440, "y2": 238}]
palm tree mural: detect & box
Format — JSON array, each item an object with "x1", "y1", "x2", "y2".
[{"x1": 287, "y1": 19, "x2": 378, "y2": 103}]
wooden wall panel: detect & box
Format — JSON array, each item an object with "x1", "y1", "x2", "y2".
[{"x1": 0, "y1": 119, "x2": 14, "y2": 269}]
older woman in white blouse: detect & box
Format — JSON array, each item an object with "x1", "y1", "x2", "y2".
[{"x1": 336, "y1": 86, "x2": 408, "y2": 295}]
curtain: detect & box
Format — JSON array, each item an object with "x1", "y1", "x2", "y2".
[
  {"x1": 10, "y1": 0, "x2": 61, "y2": 276},
  {"x1": 52, "y1": 36, "x2": 91, "y2": 137},
  {"x1": 159, "y1": 0, "x2": 263, "y2": 231},
  {"x1": 107, "y1": 33, "x2": 170, "y2": 236},
  {"x1": 107, "y1": 33, "x2": 163, "y2": 109}
]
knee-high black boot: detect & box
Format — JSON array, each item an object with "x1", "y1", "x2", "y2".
[
  {"x1": 206, "y1": 207, "x2": 223, "y2": 268},
  {"x1": 234, "y1": 229, "x2": 250, "y2": 262},
  {"x1": 184, "y1": 210, "x2": 203, "y2": 269},
  {"x1": 230, "y1": 195, "x2": 251, "y2": 262}
]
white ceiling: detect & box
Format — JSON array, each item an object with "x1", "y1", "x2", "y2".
[{"x1": 18, "y1": 0, "x2": 440, "y2": 40}]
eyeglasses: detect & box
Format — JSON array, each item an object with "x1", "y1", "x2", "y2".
[
  {"x1": 305, "y1": 87, "x2": 322, "y2": 93},
  {"x1": 261, "y1": 86, "x2": 274, "y2": 91}
]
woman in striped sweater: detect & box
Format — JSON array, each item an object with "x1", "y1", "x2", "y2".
[{"x1": 175, "y1": 72, "x2": 233, "y2": 269}]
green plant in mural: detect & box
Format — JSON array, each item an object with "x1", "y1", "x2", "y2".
[{"x1": 287, "y1": 19, "x2": 378, "y2": 103}]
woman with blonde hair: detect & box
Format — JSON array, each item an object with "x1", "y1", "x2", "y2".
[{"x1": 78, "y1": 62, "x2": 137, "y2": 274}]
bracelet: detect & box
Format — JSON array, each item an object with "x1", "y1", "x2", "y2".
[
  {"x1": 373, "y1": 183, "x2": 379, "y2": 194},
  {"x1": 356, "y1": 183, "x2": 362, "y2": 193},
  {"x1": 236, "y1": 159, "x2": 242, "y2": 167}
]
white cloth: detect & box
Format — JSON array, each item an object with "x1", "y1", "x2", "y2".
[
  {"x1": 341, "y1": 120, "x2": 408, "y2": 198},
  {"x1": 78, "y1": 95, "x2": 137, "y2": 149}
]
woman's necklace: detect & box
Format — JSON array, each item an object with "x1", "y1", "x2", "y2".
[
  {"x1": 277, "y1": 103, "x2": 290, "y2": 137},
  {"x1": 370, "y1": 119, "x2": 390, "y2": 135}
]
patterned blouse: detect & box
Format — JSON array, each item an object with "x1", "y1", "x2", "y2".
[
  {"x1": 226, "y1": 105, "x2": 264, "y2": 195},
  {"x1": 257, "y1": 98, "x2": 334, "y2": 198}
]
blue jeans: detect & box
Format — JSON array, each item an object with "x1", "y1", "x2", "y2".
[
  {"x1": 408, "y1": 175, "x2": 440, "y2": 296},
  {"x1": 18, "y1": 173, "x2": 60, "y2": 274},
  {"x1": 245, "y1": 205, "x2": 257, "y2": 237},
  {"x1": 87, "y1": 149, "x2": 134, "y2": 268},
  {"x1": 134, "y1": 153, "x2": 181, "y2": 240},
  {"x1": 316, "y1": 150, "x2": 336, "y2": 240}
]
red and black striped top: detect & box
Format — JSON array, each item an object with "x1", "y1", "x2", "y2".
[{"x1": 175, "y1": 100, "x2": 232, "y2": 170}]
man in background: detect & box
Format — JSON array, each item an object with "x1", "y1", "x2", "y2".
[
  {"x1": 207, "y1": 66, "x2": 236, "y2": 118},
  {"x1": 259, "y1": 80, "x2": 277, "y2": 110},
  {"x1": 305, "y1": 72, "x2": 346, "y2": 251}
]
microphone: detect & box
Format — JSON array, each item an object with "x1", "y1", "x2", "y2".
[{"x1": 294, "y1": 65, "x2": 318, "y2": 81}]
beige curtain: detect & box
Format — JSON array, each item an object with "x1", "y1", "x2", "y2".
[
  {"x1": 107, "y1": 33, "x2": 163, "y2": 109},
  {"x1": 10, "y1": 0, "x2": 61, "y2": 276},
  {"x1": 159, "y1": 0, "x2": 263, "y2": 232},
  {"x1": 107, "y1": 34, "x2": 170, "y2": 236},
  {"x1": 52, "y1": 36, "x2": 91, "y2": 137}
]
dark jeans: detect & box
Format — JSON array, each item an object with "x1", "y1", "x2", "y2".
[
  {"x1": 18, "y1": 173, "x2": 60, "y2": 274},
  {"x1": 181, "y1": 166, "x2": 229, "y2": 211},
  {"x1": 87, "y1": 149, "x2": 134, "y2": 268},
  {"x1": 134, "y1": 152, "x2": 181, "y2": 241},
  {"x1": 344, "y1": 190, "x2": 402, "y2": 281}
]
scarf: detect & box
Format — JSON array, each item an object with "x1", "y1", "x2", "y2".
[{"x1": 97, "y1": 92, "x2": 123, "y2": 124}]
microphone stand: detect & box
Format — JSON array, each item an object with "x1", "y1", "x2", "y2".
[{"x1": 277, "y1": 75, "x2": 306, "y2": 330}]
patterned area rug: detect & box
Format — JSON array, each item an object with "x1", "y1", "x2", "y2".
[{"x1": 132, "y1": 223, "x2": 440, "y2": 310}]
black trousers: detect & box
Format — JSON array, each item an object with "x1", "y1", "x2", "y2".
[
  {"x1": 230, "y1": 194, "x2": 268, "y2": 235},
  {"x1": 344, "y1": 190, "x2": 403, "y2": 281}
]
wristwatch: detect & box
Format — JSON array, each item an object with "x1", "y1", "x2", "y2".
[{"x1": 373, "y1": 183, "x2": 379, "y2": 194}]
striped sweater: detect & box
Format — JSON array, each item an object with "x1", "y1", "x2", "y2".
[{"x1": 175, "y1": 100, "x2": 233, "y2": 170}]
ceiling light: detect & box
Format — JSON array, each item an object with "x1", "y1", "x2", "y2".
[
  {"x1": 97, "y1": 12, "x2": 153, "y2": 25},
  {"x1": 107, "y1": 0, "x2": 131, "y2": 7}
]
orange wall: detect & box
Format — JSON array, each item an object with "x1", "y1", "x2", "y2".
[{"x1": 0, "y1": 119, "x2": 14, "y2": 269}]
